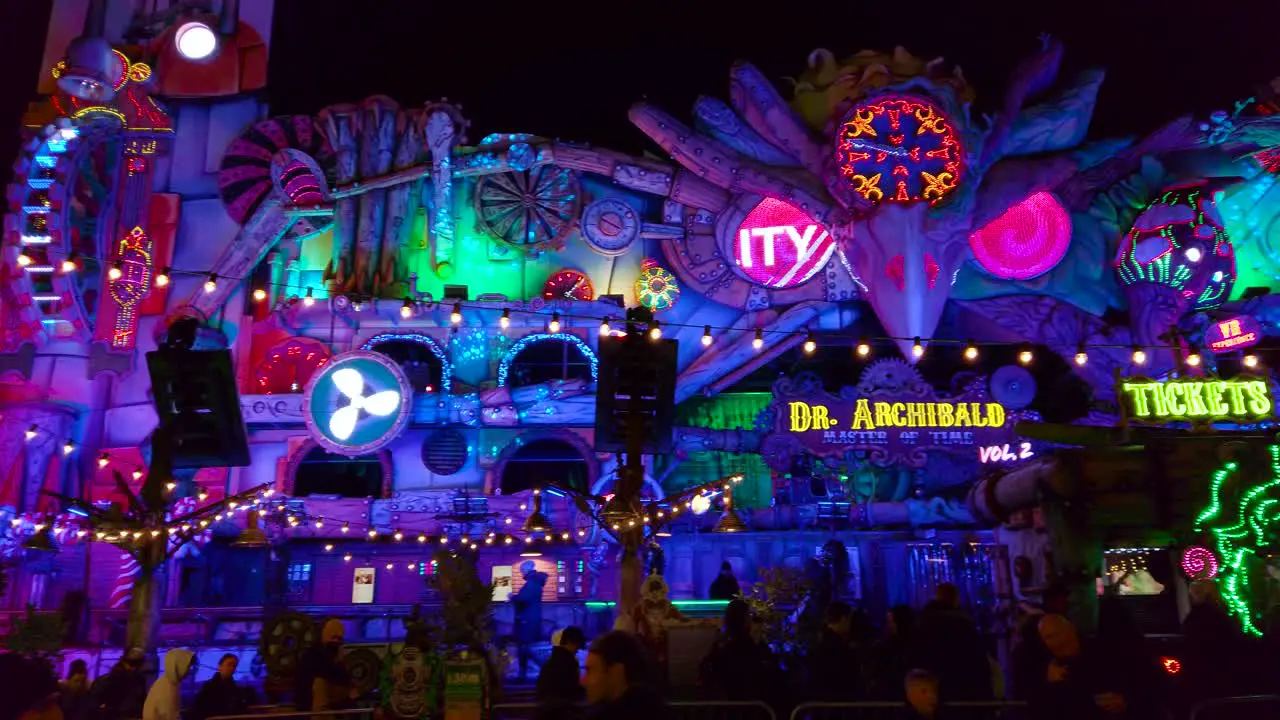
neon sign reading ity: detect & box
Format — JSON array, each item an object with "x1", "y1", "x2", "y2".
[
  {"x1": 1119, "y1": 376, "x2": 1274, "y2": 424},
  {"x1": 1205, "y1": 316, "x2": 1261, "y2": 353},
  {"x1": 733, "y1": 198, "x2": 834, "y2": 289}
]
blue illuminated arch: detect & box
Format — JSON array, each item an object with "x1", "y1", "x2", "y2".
[
  {"x1": 360, "y1": 332, "x2": 453, "y2": 396},
  {"x1": 497, "y1": 333, "x2": 599, "y2": 388}
]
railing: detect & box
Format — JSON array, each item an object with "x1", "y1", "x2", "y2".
[
  {"x1": 492, "y1": 701, "x2": 777, "y2": 720},
  {"x1": 207, "y1": 710, "x2": 375, "y2": 720},
  {"x1": 1189, "y1": 695, "x2": 1280, "y2": 720},
  {"x1": 790, "y1": 701, "x2": 1029, "y2": 720}
]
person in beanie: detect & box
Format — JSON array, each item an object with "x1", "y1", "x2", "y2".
[{"x1": 89, "y1": 648, "x2": 147, "y2": 720}]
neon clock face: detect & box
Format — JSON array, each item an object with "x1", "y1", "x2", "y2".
[
  {"x1": 302, "y1": 350, "x2": 412, "y2": 457},
  {"x1": 732, "y1": 197, "x2": 834, "y2": 288},
  {"x1": 542, "y1": 270, "x2": 594, "y2": 301},
  {"x1": 835, "y1": 95, "x2": 963, "y2": 205}
]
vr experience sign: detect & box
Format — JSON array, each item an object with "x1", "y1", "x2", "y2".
[
  {"x1": 1205, "y1": 316, "x2": 1261, "y2": 353},
  {"x1": 764, "y1": 373, "x2": 1021, "y2": 469},
  {"x1": 1119, "y1": 376, "x2": 1274, "y2": 425}
]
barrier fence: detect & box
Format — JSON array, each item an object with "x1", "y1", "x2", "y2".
[
  {"x1": 207, "y1": 710, "x2": 376, "y2": 720},
  {"x1": 1188, "y1": 695, "x2": 1280, "y2": 720},
  {"x1": 790, "y1": 701, "x2": 1027, "y2": 720},
  {"x1": 492, "y1": 701, "x2": 777, "y2": 720}
]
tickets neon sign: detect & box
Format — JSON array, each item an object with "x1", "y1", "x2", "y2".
[
  {"x1": 734, "y1": 198, "x2": 834, "y2": 289},
  {"x1": 1205, "y1": 316, "x2": 1261, "y2": 353},
  {"x1": 1119, "y1": 376, "x2": 1274, "y2": 424}
]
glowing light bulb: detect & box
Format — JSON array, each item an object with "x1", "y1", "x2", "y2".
[
  {"x1": 1185, "y1": 247, "x2": 1203, "y2": 263},
  {"x1": 97, "y1": 453, "x2": 109, "y2": 469},
  {"x1": 61, "y1": 257, "x2": 78, "y2": 274},
  {"x1": 701, "y1": 325, "x2": 713, "y2": 347},
  {"x1": 343, "y1": 554, "x2": 352, "y2": 562},
  {"x1": 649, "y1": 321, "x2": 661, "y2": 340},
  {"x1": 549, "y1": 312, "x2": 561, "y2": 334},
  {"x1": 1018, "y1": 344, "x2": 1033, "y2": 365},
  {"x1": 17, "y1": 253, "x2": 33, "y2": 267},
  {"x1": 108, "y1": 261, "x2": 123, "y2": 280},
  {"x1": 856, "y1": 339, "x2": 871, "y2": 358},
  {"x1": 62, "y1": 441, "x2": 75, "y2": 455},
  {"x1": 341, "y1": 523, "x2": 350, "y2": 533},
  {"x1": 303, "y1": 287, "x2": 315, "y2": 307},
  {"x1": 400, "y1": 297, "x2": 413, "y2": 319},
  {"x1": 1074, "y1": 345, "x2": 1088, "y2": 366},
  {"x1": 203, "y1": 274, "x2": 217, "y2": 293},
  {"x1": 1186, "y1": 350, "x2": 1202, "y2": 368},
  {"x1": 252, "y1": 287, "x2": 267, "y2": 302},
  {"x1": 324, "y1": 544, "x2": 333, "y2": 551},
  {"x1": 963, "y1": 343, "x2": 978, "y2": 361},
  {"x1": 154, "y1": 267, "x2": 169, "y2": 287},
  {"x1": 753, "y1": 329, "x2": 764, "y2": 350},
  {"x1": 24, "y1": 425, "x2": 37, "y2": 441},
  {"x1": 599, "y1": 318, "x2": 611, "y2": 336},
  {"x1": 175, "y1": 21, "x2": 218, "y2": 61},
  {"x1": 1244, "y1": 353, "x2": 1259, "y2": 369},
  {"x1": 451, "y1": 303, "x2": 462, "y2": 325},
  {"x1": 500, "y1": 308, "x2": 510, "y2": 329},
  {"x1": 1132, "y1": 347, "x2": 1147, "y2": 366},
  {"x1": 912, "y1": 338, "x2": 924, "y2": 359},
  {"x1": 803, "y1": 332, "x2": 816, "y2": 355}
]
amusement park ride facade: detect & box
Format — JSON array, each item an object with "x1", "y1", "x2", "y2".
[{"x1": 7, "y1": 0, "x2": 1280, "y2": 679}]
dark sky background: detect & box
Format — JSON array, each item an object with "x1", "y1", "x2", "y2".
[{"x1": 3, "y1": 1, "x2": 1280, "y2": 177}]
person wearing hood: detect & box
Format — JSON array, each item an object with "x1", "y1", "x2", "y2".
[
  {"x1": 512, "y1": 560, "x2": 548, "y2": 682},
  {"x1": 142, "y1": 650, "x2": 194, "y2": 720},
  {"x1": 296, "y1": 619, "x2": 356, "y2": 713}
]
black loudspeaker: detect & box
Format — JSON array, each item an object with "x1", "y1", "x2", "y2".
[
  {"x1": 594, "y1": 332, "x2": 678, "y2": 454},
  {"x1": 146, "y1": 348, "x2": 251, "y2": 467}
]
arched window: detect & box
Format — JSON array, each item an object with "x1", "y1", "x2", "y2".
[
  {"x1": 361, "y1": 333, "x2": 450, "y2": 395},
  {"x1": 253, "y1": 337, "x2": 331, "y2": 394},
  {"x1": 291, "y1": 445, "x2": 387, "y2": 498},
  {"x1": 499, "y1": 439, "x2": 589, "y2": 495},
  {"x1": 498, "y1": 333, "x2": 597, "y2": 388}
]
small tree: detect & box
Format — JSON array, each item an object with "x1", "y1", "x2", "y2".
[
  {"x1": 2, "y1": 605, "x2": 65, "y2": 661},
  {"x1": 424, "y1": 550, "x2": 494, "y2": 653},
  {"x1": 742, "y1": 566, "x2": 810, "y2": 667}
]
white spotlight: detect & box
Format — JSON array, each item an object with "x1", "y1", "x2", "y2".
[{"x1": 176, "y1": 22, "x2": 218, "y2": 61}]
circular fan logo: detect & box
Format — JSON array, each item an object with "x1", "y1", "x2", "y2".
[{"x1": 303, "y1": 350, "x2": 412, "y2": 456}]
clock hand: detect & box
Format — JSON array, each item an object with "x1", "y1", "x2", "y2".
[{"x1": 846, "y1": 140, "x2": 910, "y2": 158}]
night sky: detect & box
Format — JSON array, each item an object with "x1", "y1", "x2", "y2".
[{"x1": 2, "y1": 0, "x2": 1280, "y2": 175}]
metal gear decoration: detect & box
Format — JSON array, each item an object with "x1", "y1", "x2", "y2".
[
  {"x1": 344, "y1": 647, "x2": 384, "y2": 696},
  {"x1": 474, "y1": 165, "x2": 581, "y2": 253},
  {"x1": 635, "y1": 258, "x2": 681, "y2": 311},
  {"x1": 260, "y1": 611, "x2": 317, "y2": 683},
  {"x1": 854, "y1": 358, "x2": 927, "y2": 395}
]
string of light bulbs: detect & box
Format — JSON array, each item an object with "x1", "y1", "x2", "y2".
[{"x1": 34, "y1": 252, "x2": 1269, "y2": 369}]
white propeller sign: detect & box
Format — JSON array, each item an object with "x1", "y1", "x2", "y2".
[{"x1": 329, "y1": 367, "x2": 401, "y2": 441}]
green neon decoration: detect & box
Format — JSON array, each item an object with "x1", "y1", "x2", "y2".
[
  {"x1": 1195, "y1": 445, "x2": 1280, "y2": 635},
  {"x1": 584, "y1": 600, "x2": 729, "y2": 610}
]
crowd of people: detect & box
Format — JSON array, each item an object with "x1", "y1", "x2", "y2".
[
  {"x1": 6, "y1": 574, "x2": 1280, "y2": 720},
  {"x1": 2, "y1": 647, "x2": 252, "y2": 720}
]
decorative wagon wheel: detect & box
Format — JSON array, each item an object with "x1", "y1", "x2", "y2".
[
  {"x1": 474, "y1": 166, "x2": 581, "y2": 253},
  {"x1": 261, "y1": 611, "x2": 317, "y2": 684},
  {"x1": 343, "y1": 647, "x2": 384, "y2": 696}
]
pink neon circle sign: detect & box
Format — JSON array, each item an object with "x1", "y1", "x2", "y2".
[{"x1": 733, "y1": 198, "x2": 835, "y2": 288}]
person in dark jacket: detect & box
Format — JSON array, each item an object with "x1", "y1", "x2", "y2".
[
  {"x1": 513, "y1": 560, "x2": 549, "y2": 682},
  {"x1": 295, "y1": 619, "x2": 354, "y2": 712},
  {"x1": 537, "y1": 626, "x2": 586, "y2": 704},
  {"x1": 708, "y1": 562, "x2": 740, "y2": 600},
  {"x1": 60, "y1": 659, "x2": 92, "y2": 720},
  {"x1": 583, "y1": 631, "x2": 668, "y2": 720},
  {"x1": 1027, "y1": 614, "x2": 1134, "y2": 720},
  {"x1": 192, "y1": 654, "x2": 248, "y2": 720},
  {"x1": 89, "y1": 648, "x2": 147, "y2": 720},
  {"x1": 809, "y1": 602, "x2": 862, "y2": 700},
  {"x1": 2, "y1": 652, "x2": 62, "y2": 720},
  {"x1": 870, "y1": 605, "x2": 916, "y2": 699},
  {"x1": 699, "y1": 600, "x2": 786, "y2": 709},
  {"x1": 909, "y1": 584, "x2": 991, "y2": 701}
]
